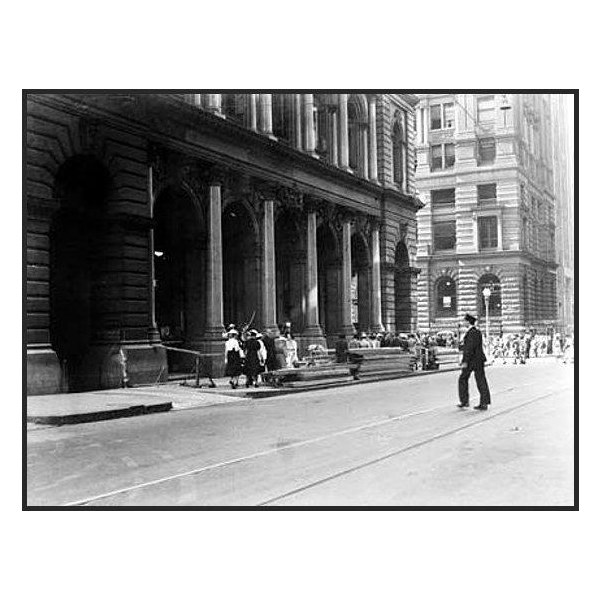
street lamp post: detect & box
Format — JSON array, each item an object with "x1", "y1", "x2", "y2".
[{"x1": 482, "y1": 286, "x2": 491, "y2": 352}]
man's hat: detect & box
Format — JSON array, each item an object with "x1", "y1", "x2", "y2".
[{"x1": 464, "y1": 314, "x2": 477, "y2": 325}]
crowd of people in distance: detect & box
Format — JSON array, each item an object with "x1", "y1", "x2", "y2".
[
  {"x1": 487, "y1": 331, "x2": 575, "y2": 365},
  {"x1": 223, "y1": 323, "x2": 298, "y2": 389}
]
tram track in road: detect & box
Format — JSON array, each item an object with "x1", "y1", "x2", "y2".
[
  {"x1": 257, "y1": 388, "x2": 569, "y2": 506},
  {"x1": 59, "y1": 379, "x2": 566, "y2": 507}
]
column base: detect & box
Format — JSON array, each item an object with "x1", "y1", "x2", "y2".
[
  {"x1": 340, "y1": 324, "x2": 356, "y2": 337},
  {"x1": 148, "y1": 326, "x2": 161, "y2": 344}
]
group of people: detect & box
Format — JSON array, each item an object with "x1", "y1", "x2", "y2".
[
  {"x1": 487, "y1": 331, "x2": 575, "y2": 365},
  {"x1": 223, "y1": 324, "x2": 300, "y2": 389}
]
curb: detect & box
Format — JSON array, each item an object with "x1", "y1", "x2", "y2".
[{"x1": 27, "y1": 402, "x2": 173, "y2": 426}]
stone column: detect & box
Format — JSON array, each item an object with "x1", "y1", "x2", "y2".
[
  {"x1": 330, "y1": 109, "x2": 339, "y2": 166},
  {"x1": 361, "y1": 126, "x2": 369, "y2": 178},
  {"x1": 205, "y1": 172, "x2": 224, "y2": 338},
  {"x1": 295, "y1": 94, "x2": 303, "y2": 150},
  {"x1": 338, "y1": 93, "x2": 350, "y2": 170},
  {"x1": 205, "y1": 94, "x2": 222, "y2": 115},
  {"x1": 370, "y1": 223, "x2": 384, "y2": 331},
  {"x1": 340, "y1": 215, "x2": 355, "y2": 336},
  {"x1": 259, "y1": 94, "x2": 274, "y2": 136},
  {"x1": 248, "y1": 94, "x2": 258, "y2": 131},
  {"x1": 261, "y1": 193, "x2": 278, "y2": 331},
  {"x1": 147, "y1": 156, "x2": 161, "y2": 343},
  {"x1": 304, "y1": 203, "x2": 323, "y2": 338},
  {"x1": 368, "y1": 96, "x2": 379, "y2": 181},
  {"x1": 304, "y1": 94, "x2": 318, "y2": 157}
]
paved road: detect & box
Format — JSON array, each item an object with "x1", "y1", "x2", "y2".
[{"x1": 26, "y1": 361, "x2": 575, "y2": 507}]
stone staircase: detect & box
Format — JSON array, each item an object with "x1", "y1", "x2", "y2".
[{"x1": 264, "y1": 347, "x2": 417, "y2": 390}]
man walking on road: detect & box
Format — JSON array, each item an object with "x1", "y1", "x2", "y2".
[{"x1": 457, "y1": 314, "x2": 491, "y2": 411}]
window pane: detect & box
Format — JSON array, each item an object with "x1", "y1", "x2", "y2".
[
  {"x1": 443, "y1": 103, "x2": 455, "y2": 128},
  {"x1": 477, "y1": 95, "x2": 496, "y2": 124},
  {"x1": 431, "y1": 145, "x2": 443, "y2": 170},
  {"x1": 478, "y1": 138, "x2": 496, "y2": 165},
  {"x1": 433, "y1": 222, "x2": 456, "y2": 251},
  {"x1": 478, "y1": 216, "x2": 498, "y2": 250},
  {"x1": 430, "y1": 105, "x2": 441, "y2": 129},
  {"x1": 445, "y1": 144, "x2": 455, "y2": 168},
  {"x1": 478, "y1": 183, "x2": 497, "y2": 201},
  {"x1": 431, "y1": 188, "x2": 456, "y2": 205}
]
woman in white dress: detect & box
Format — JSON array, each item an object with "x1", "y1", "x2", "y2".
[{"x1": 283, "y1": 332, "x2": 298, "y2": 368}]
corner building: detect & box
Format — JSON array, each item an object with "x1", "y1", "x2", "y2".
[
  {"x1": 415, "y1": 93, "x2": 558, "y2": 336},
  {"x1": 27, "y1": 93, "x2": 422, "y2": 394}
]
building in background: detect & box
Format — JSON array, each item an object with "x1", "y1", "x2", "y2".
[
  {"x1": 551, "y1": 94, "x2": 575, "y2": 334},
  {"x1": 26, "y1": 93, "x2": 422, "y2": 394},
  {"x1": 415, "y1": 93, "x2": 562, "y2": 337}
]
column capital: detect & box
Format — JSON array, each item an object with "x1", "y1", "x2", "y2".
[
  {"x1": 337, "y1": 206, "x2": 358, "y2": 226},
  {"x1": 206, "y1": 166, "x2": 227, "y2": 186},
  {"x1": 304, "y1": 195, "x2": 325, "y2": 214},
  {"x1": 367, "y1": 215, "x2": 383, "y2": 231}
]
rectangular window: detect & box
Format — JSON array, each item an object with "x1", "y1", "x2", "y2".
[
  {"x1": 477, "y1": 138, "x2": 496, "y2": 165},
  {"x1": 445, "y1": 144, "x2": 455, "y2": 168},
  {"x1": 431, "y1": 188, "x2": 456, "y2": 205},
  {"x1": 431, "y1": 145, "x2": 443, "y2": 171},
  {"x1": 433, "y1": 221, "x2": 456, "y2": 252},
  {"x1": 478, "y1": 216, "x2": 498, "y2": 250},
  {"x1": 430, "y1": 105, "x2": 442, "y2": 130},
  {"x1": 443, "y1": 103, "x2": 455, "y2": 128},
  {"x1": 477, "y1": 183, "x2": 497, "y2": 202},
  {"x1": 477, "y1": 95, "x2": 496, "y2": 124}
]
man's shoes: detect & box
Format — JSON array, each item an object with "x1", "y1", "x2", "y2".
[
  {"x1": 473, "y1": 405, "x2": 488, "y2": 411},
  {"x1": 457, "y1": 402, "x2": 469, "y2": 408}
]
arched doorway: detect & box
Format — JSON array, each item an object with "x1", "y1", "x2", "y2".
[
  {"x1": 49, "y1": 155, "x2": 111, "y2": 391},
  {"x1": 317, "y1": 223, "x2": 341, "y2": 341},
  {"x1": 394, "y1": 242, "x2": 411, "y2": 332},
  {"x1": 275, "y1": 211, "x2": 305, "y2": 332},
  {"x1": 154, "y1": 186, "x2": 206, "y2": 351},
  {"x1": 222, "y1": 201, "x2": 260, "y2": 329},
  {"x1": 351, "y1": 233, "x2": 370, "y2": 332},
  {"x1": 435, "y1": 276, "x2": 457, "y2": 318}
]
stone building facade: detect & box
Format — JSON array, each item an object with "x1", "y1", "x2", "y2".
[
  {"x1": 551, "y1": 94, "x2": 575, "y2": 334},
  {"x1": 415, "y1": 93, "x2": 559, "y2": 336},
  {"x1": 26, "y1": 92, "x2": 422, "y2": 395}
]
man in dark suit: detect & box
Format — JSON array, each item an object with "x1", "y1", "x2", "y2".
[{"x1": 457, "y1": 314, "x2": 491, "y2": 410}]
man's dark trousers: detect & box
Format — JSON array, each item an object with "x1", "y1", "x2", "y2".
[{"x1": 458, "y1": 365, "x2": 491, "y2": 406}]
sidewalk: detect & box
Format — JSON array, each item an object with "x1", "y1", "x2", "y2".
[{"x1": 27, "y1": 366, "x2": 461, "y2": 427}]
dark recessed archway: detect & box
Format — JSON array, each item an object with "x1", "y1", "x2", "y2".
[
  {"x1": 154, "y1": 185, "x2": 206, "y2": 350},
  {"x1": 351, "y1": 233, "x2": 370, "y2": 332},
  {"x1": 222, "y1": 201, "x2": 260, "y2": 329},
  {"x1": 49, "y1": 155, "x2": 111, "y2": 391},
  {"x1": 317, "y1": 223, "x2": 341, "y2": 339},
  {"x1": 275, "y1": 211, "x2": 305, "y2": 332},
  {"x1": 394, "y1": 242, "x2": 411, "y2": 332}
]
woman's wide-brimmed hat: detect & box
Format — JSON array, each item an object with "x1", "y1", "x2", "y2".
[{"x1": 227, "y1": 329, "x2": 239, "y2": 337}]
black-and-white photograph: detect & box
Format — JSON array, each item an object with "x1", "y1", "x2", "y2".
[{"x1": 24, "y1": 91, "x2": 576, "y2": 508}]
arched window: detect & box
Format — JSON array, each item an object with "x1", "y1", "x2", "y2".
[
  {"x1": 436, "y1": 277, "x2": 457, "y2": 317},
  {"x1": 392, "y1": 112, "x2": 408, "y2": 190},
  {"x1": 272, "y1": 94, "x2": 295, "y2": 145},
  {"x1": 478, "y1": 274, "x2": 502, "y2": 317},
  {"x1": 348, "y1": 95, "x2": 368, "y2": 178}
]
